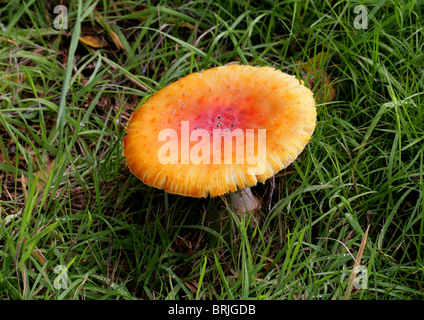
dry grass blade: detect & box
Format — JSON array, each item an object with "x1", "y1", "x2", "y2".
[
  {"x1": 93, "y1": 9, "x2": 126, "y2": 52},
  {"x1": 343, "y1": 225, "x2": 370, "y2": 300}
]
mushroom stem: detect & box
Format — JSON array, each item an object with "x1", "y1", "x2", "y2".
[{"x1": 230, "y1": 187, "x2": 261, "y2": 226}]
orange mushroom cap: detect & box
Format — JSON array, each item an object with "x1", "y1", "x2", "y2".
[{"x1": 123, "y1": 65, "x2": 316, "y2": 197}]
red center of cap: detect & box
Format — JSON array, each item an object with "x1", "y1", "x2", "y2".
[{"x1": 192, "y1": 105, "x2": 241, "y2": 133}]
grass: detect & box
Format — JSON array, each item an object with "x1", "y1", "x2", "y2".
[{"x1": 0, "y1": 0, "x2": 423, "y2": 300}]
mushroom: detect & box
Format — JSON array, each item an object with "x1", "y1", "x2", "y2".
[{"x1": 123, "y1": 65, "x2": 316, "y2": 225}]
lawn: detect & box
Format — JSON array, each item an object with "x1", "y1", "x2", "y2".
[{"x1": 0, "y1": 0, "x2": 423, "y2": 300}]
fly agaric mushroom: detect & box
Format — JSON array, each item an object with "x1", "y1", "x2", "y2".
[{"x1": 123, "y1": 65, "x2": 316, "y2": 223}]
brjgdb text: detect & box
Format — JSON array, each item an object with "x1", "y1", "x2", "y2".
[{"x1": 168, "y1": 304, "x2": 256, "y2": 317}]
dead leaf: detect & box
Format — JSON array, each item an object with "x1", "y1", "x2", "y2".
[
  {"x1": 37, "y1": 161, "x2": 54, "y2": 190},
  {"x1": 18, "y1": 161, "x2": 54, "y2": 193},
  {"x1": 79, "y1": 35, "x2": 104, "y2": 48},
  {"x1": 3, "y1": 73, "x2": 27, "y2": 83},
  {"x1": 93, "y1": 9, "x2": 126, "y2": 52},
  {"x1": 109, "y1": 31, "x2": 125, "y2": 51},
  {"x1": 21, "y1": 172, "x2": 28, "y2": 200},
  {"x1": 0, "y1": 37, "x2": 17, "y2": 46},
  {"x1": 298, "y1": 52, "x2": 337, "y2": 104}
]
